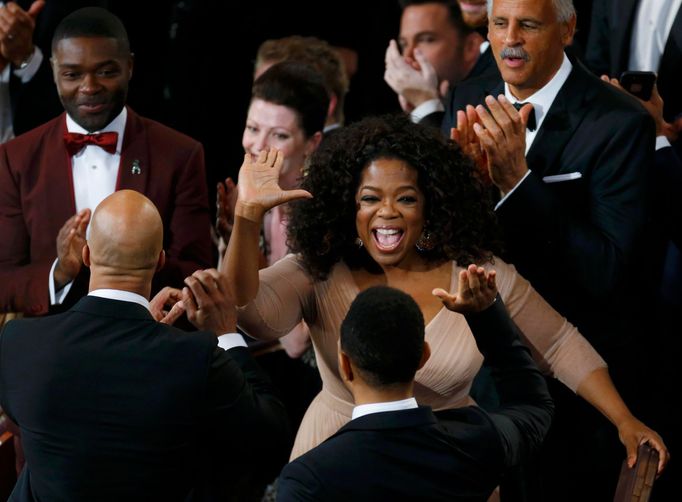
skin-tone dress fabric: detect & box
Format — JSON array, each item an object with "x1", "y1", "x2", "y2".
[{"x1": 237, "y1": 254, "x2": 606, "y2": 460}]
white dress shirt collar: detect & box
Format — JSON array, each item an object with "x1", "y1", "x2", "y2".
[
  {"x1": 351, "y1": 397, "x2": 418, "y2": 420},
  {"x1": 504, "y1": 52, "x2": 572, "y2": 137},
  {"x1": 66, "y1": 106, "x2": 127, "y2": 154},
  {"x1": 88, "y1": 288, "x2": 150, "y2": 311}
]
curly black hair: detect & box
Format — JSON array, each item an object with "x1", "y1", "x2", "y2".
[{"x1": 287, "y1": 114, "x2": 501, "y2": 280}]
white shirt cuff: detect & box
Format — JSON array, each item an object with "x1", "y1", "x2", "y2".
[
  {"x1": 217, "y1": 333, "x2": 248, "y2": 350},
  {"x1": 13, "y1": 47, "x2": 43, "y2": 84},
  {"x1": 494, "y1": 170, "x2": 532, "y2": 210},
  {"x1": 409, "y1": 98, "x2": 444, "y2": 123},
  {"x1": 656, "y1": 135, "x2": 672, "y2": 150},
  {"x1": 49, "y1": 258, "x2": 74, "y2": 305}
]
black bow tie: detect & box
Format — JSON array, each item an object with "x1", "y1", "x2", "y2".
[{"x1": 513, "y1": 102, "x2": 537, "y2": 131}]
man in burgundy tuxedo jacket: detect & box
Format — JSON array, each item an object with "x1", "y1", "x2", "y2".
[{"x1": 0, "y1": 7, "x2": 212, "y2": 316}]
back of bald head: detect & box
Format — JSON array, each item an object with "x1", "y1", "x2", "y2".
[{"x1": 89, "y1": 190, "x2": 163, "y2": 273}]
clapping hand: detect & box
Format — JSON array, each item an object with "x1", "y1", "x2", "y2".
[
  {"x1": 384, "y1": 39, "x2": 440, "y2": 111},
  {"x1": 215, "y1": 176, "x2": 237, "y2": 243},
  {"x1": 433, "y1": 264, "x2": 497, "y2": 314},
  {"x1": 451, "y1": 105, "x2": 490, "y2": 184},
  {"x1": 0, "y1": 1, "x2": 44, "y2": 67},
  {"x1": 472, "y1": 95, "x2": 533, "y2": 193},
  {"x1": 54, "y1": 209, "x2": 91, "y2": 289}
]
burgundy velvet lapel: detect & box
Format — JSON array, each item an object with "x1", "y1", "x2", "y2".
[
  {"x1": 116, "y1": 108, "x2": 150, "y2": 194},
  {"x1": 46, "y1": 114, "x2": 77, "y2": 228}
]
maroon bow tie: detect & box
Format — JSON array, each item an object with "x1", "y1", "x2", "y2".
[{"x1": 63, "y1": 131, "x2": 119, "y2": 156}]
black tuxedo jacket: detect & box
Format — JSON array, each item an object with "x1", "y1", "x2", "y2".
[
  {"x1": 443, "y1": 60, "x2": 655, "y2": 360},
  {"x1": 0, "y1": 296, "x2": 289, "y2": 501},
  {"x1": 585, "y1": 0, "x2": 682, "y2": 122},
  {"x1": 419, "y1": 46, "x2": 498, "y2": 130},
  {"x1": 277, "y1": 299, "x2": 554, "y2": 501}
]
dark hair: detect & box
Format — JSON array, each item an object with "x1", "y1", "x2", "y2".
[
  {"x1": 287, "y1": 114, "x2": 500, "y2": 280},
  {"x1": 252, "y1": 61, "x2": 330, "y2": 138},
  {"x1": 255, "y1": 36, "x2": 348, "y2": 124},
  {"x1": 398, "y1": 0, "x2": 474, "y2": 37},
  {"x1": 341, "y1": 286, "x2": 425, "y2": 387},
  {"x1": 52, "y1": 7, "x2": 130, "y2": 54}
]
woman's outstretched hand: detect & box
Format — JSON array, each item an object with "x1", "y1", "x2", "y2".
[
  {"x1": 616, "y1": 415, "x2": 669, "y2": 475},
  {"x1": 235, "y1": 148, "x2": 312, "y2": 222},
  {"x1": 433, "y1": 264, "x2": 497, "y2": 314}
]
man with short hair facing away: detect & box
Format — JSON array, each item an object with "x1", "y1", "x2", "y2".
[
  {"x1": 277, "y1": 270, "x2": 554, "y2": 501},
  {"x1": 0, "y1": 190, "x2": 289, "y2": 501}
]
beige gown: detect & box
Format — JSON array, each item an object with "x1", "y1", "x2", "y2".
[{"x1": 237, "y1": 254, "x2": 606, "y2": 460}]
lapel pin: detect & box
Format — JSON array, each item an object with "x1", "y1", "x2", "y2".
[{"x1": 131, "y1": 159, "x2": 142, "y2": 175}]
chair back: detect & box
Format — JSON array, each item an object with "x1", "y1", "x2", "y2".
[{"x1": 613, "y1": 443, "x2": 659, "y2": 502}]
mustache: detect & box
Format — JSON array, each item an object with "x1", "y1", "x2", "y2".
[{"x1": 500, "y1": 47, "x2": 530, "y2": 61}]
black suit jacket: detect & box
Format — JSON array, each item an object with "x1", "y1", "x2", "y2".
[
  {"x1": 585, "y1": 0, "x2": 682, "y2": 123},
  {"x1": 443, "y1": 59, "x2": 655, "y2": 360},
  {"x1": 419, "y1": 46, "x2": 498, "y2": 130},
  {"x1": 277, "y1": 299, "x2": 554, "y2": 502},
  {"x1": 0, "y1": 296, "x2": 289, "y2": 501}
]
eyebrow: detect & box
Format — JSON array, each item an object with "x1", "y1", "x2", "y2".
[
  {"x1": 492, "y1": 15, "x2": 543, "y2": 24},
  {"x1": 359, "y1": 185, "x2": 418, "y2": 191},
  {"x1": 57, "y1": 59, "x2": 120, "y2": 69}
]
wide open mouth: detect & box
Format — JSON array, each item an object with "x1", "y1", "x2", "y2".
[{"x1": 372, "y1": 227, "x2": 405, "y2": 252}]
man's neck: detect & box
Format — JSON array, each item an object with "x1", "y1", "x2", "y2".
[
  {"x1": 351, "y1": 383, "x2": 414, "y2": 406},
  {"x1": 89, "y1": 275, "x2": 152, "y2": 301}
]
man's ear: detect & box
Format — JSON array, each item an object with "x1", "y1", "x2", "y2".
[
  {"x1": 82, "y1": 243, "x2": 91, "y2": 267},
  {"x1": 338, "y1": 349, "x2": 354, "y2": 384},
  {"x1": 327, "y1": 93, "x2": 338, "y2": 122},
  {"x1": 128, "y1": 53, "x2": 135, "y2": 80},
  {"x1": 463, "y1": 32, "x2": 484, "y2": 66},
  {"x1": 156, "y1": 250, "x2": 166, "y2": 272},
  {"x1": 417, "y1": 341, "x2": 431, "y2": 370},
  {"x1": 561, "y1": 15, "x2": 577, "y2": 47},
  {"x1": 304, "y1": 131, "x2": 323, "y2": 157}
]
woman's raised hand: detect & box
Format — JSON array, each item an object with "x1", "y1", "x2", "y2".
[
  {"x1": 433, "y1": 264, "x2": 497, "y2": 314},
  {"x1": 235, "y1": 148, "x2": 312, "y2": 222}
]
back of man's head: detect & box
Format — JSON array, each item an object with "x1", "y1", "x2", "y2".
[
  {"x1": 341, "y1": 286, "x2": 425, "y2": 388},
  {"x1": 255, "y1": 36, "x2": 348, "y2": 124},
  {"x1": 87, "y1": 190, "x2": 163, "y2": 278},
  {"x1": 52, "y1": 7, "x2": 130, "y2": 54}
]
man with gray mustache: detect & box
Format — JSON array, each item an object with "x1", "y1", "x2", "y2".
[{"x1": 445, "y1": 0, "x2": 660, "y2": 500}]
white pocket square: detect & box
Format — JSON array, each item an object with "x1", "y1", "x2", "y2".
[{"x1": 542, "y1": 172, "x2": 582, "y2": 183}]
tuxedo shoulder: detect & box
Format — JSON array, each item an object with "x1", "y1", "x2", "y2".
[
  {"x1": 1, "y1": 114, "x2": 64, "y2": 153},
  {"x1": 0, "y1": 312, "x2": 68, "y2": 346},
  {"x1": 446, "y1": 74, "x2": 502, "y2": 109},
  {"x1": 451, "y1": 73, "x2": 501, "y2": 103},
  {"x1": 585, "y1": 74, "x2": 652, "y2": 119},
  {"x1": 137, "y1": 114, "x2": 202, "y2": 150}
]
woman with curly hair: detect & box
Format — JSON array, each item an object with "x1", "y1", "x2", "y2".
[{"x1": 222, "y1": 114, "x2": 666, "y2": 466}]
